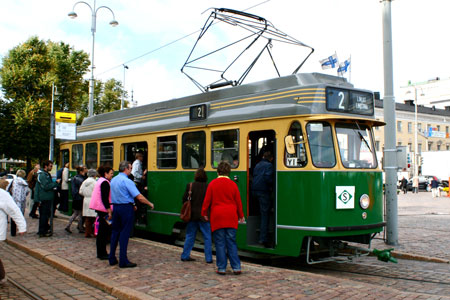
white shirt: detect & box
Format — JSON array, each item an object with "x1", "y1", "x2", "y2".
[
  {"x1": 131, "y1": 159, "x2": 143, "y2": 182},
  {"x1": 0, "y1": 188, "x2": 27, "y2": 240}
]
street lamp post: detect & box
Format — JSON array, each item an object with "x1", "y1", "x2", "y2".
[
  {"x1": 121, "y1": 64, "x2": 128, "y2": 110},
  {"x1": 68, "y1": 0, "x2": 118, "y2": 117}
]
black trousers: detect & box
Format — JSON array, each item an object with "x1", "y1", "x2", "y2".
[
  {"x1": 96, "y1": 211, "x2": 111, "y2": 258},
  {"x1": 59, "y1": 190, "x2": 69, "y2": 212},
  {"x1": 30, "y1": 201, "x2": 39, "y2": 217},
  {"x1": 38, "y1": 201, "x2": 52, "y2": 234},
  {"x1": 11, "y1": 219, "x2": 16, "y2": 236}
]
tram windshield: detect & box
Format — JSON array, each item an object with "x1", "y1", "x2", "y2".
[
  {"x1": 306, "y1": 122, "x2": 336, "y2": 168},
  {"x1": 335, "y1": 123, "x2": 377, "y2": 169}
]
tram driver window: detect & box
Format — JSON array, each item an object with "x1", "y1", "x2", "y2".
[
  {"x1": 211, "y1": 129, "x2": 239, "y2": 168},
  {"x1": 335, "y1": 123, "x2": 377, "y2": 169},
  {"x1": 182, "y1": 131, "x2": 205, "y2": 169},
  {"x1": 284, "y1": 122, "x2": 307, "y2": 168},
  {"x1": 72, "y1": 144, "x2": 83, "y2": 169},
  {"x1": 306, "y1": 122, "x2": 336, "y2": 168}
]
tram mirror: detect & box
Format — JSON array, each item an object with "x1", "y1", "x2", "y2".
[{"x1": 285, "y1": 136, "x2": 296, "y2": 155}]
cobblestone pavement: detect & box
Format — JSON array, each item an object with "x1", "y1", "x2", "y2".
[
  {"x1": 0, "y1": 242, "x2": 117, "y2": 300},
  {"x1": 3, "y1": 194, "x2": 450, "y2": 300}
]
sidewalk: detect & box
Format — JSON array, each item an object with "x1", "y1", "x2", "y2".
[{"x1": 4, "y1": 196, "x2": 450, "y2": 300}]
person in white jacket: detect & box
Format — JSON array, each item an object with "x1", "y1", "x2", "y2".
[
  {"x1": 79, "y1": 169, "x2": 97, "y2": 238},
  {"x1": 0, "y1": 179, "x2": 26, "y2": 241}
]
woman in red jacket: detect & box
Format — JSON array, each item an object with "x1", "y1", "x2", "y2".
[{"x1": 202, "y1": 161, "x2": 245, "y2": 275}]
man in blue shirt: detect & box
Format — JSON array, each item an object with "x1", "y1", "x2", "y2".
[
  {"x1": 252, "y1": 151, "x2": 274, "y2": 248},
  {"x1": 109, "y1": 161, "x2": 154, "y2": 268}
]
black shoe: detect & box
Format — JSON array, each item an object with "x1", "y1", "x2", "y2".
[
  {"x1": 98, "y1": 255, "x2": 109, "y2": 260},
  {"x1": 119, "y1": 262, "x2": 137, "y2": 268},
  {"x1": 78, "y1": 229, "x2": 85, "y2": 234},
  {"x1": 181, "y1": 257, "x2": 196, "y2": 262},
  {"x1": 65, "y1": 227, "x2": 72, "y2": 234},
  {"x1": 206, "y1": 260, "x2": 213, "y2": 264},
  {"x1": 109, "y1": 258, "x2": 118, "y2": 266},
  {"x1": 30, "y1": 214, "x2": 39, "y2": 219},
  {"x1": 39, "y1": 232, "x2": 52, "y2": 238}
]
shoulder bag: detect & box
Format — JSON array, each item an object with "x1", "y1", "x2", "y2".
[{"x1": 180, "y1": 183, "x2": 192, "y2": 222}]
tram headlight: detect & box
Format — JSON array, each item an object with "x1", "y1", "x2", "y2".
[{"x1": 359, "y1": 194, "x2": 370, "y2": 210}]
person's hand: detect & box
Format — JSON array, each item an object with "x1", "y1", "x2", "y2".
[
  {"x1": 148, "y1": 202, "x2": 154, "y2": 210},
  {"x1": 18, "y1": 231, "x2": 26, "y2": 236},
  {"x1": 238, "y1": 217, "x2": 245, "y2": 224},
  {"x1": 143, "y1": 169, "x2": 148, "y2": 176},
  {"x1": 133, "y1": 205, "x2": 137, "y2": 211},
  {"x1": 203, "y1": 215, "x2": 209, "y2": 222},
  {"x1": 56, "y1": 179, "x2": 61, "y2": 184}
]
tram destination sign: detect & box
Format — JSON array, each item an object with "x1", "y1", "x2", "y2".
[
  {"x1": 326, "y1": 87, "x2": 374, "y2": 116},
  {"x1": 189, "y1": 104, "x2": 207, "y2": 121}
]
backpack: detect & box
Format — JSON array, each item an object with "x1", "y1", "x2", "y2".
[{"x1": 56, "y1": 167, "x2": 63, "y2": 181}]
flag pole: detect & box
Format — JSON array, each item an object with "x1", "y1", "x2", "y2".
[{"x1": 349, "y1": 54, "x2": 352, "y2": 83}]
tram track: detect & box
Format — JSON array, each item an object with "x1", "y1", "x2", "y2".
[{"x1": 6, "y1": 277, "x2": 44, "y2": 300}]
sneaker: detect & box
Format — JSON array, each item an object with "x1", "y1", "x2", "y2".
[
  {"x1": 216, "y1": 270, "x2": 226, "y2": 275},
  {"x1": 233, "y1": 270, "x2": 242, "y2": 275}
]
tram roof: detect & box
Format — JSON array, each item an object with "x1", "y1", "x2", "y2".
[{"x1": 75, "y1": 73, "x2": 376, "y2": 142}]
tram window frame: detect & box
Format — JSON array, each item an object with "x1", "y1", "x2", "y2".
[
  {"x1": 157, "y1": 136, "x2": 177, "y2": 169},
  {"x1": 284, "y1": 121, "x2": 307, "y2": 168},
  {"x1": 335, "y1": 122, "x2": 377, "y2": 169},
  {"x1": 182, "y1": 131, "x2": 206, "y2": 169},
  {"x1": 100, "y1": 142, "x2": 114, "y2": 168},
  {"x1": 85, "y1": 142, "x2": 98, "y2": 169},
  {"x1": 306, "y1": 122, "x2": 336, "y2": 168},
  {"x1": 72, "y1": 144, "x2": 83, "y2": 169},
  {"x1": 211, "y1": 129, "x2": 239, "y2": 169},
  {"x1": 60, "y1": 149, "x2": 70, "y2": 168}
]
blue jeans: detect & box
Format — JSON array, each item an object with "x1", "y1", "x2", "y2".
[
  {"x1": 255, "y1": 191, "x2": 271, "y2": 243},
  {"x1": 213, "y1": 228, "x2": 240, "y2": 272},
  {"x1": 109, "y1": 204, "x2": 134, "y2": 266},
  {"x1": 181, "y1": 221, "x2": 213, "y2": 262}
]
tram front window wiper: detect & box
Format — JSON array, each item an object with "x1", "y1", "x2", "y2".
[{"x1": 354, "y1": 122, "x2": 372, "y2": 154}]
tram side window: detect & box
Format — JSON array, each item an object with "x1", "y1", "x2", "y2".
[
  {"x1": 157, "y1": 136, "x2": 177, "y2": 169},
  {"x1": 60, "y1": 149, "x2": 69, "y2": 168},
  {"x1": 211, "y1": 130, "x2": 239, "y2": 168},
  {"x1": 100, "y1": 142, "x2": 114, "y2": 168},
  {"x1": 306, "y1": 122, "x2": 336, "y2": 168},
  {"x1": 335, "y1": 123, "x2": 377, "y2": 169},
  {"x1": 284, "y1": 122, "x2": 307, "y2": 168},
  {"x1": 72, "y1": 144, "x2": 83, "y2": 169},
  {"x1": 182, "y1": 131, "x2": 205, "y2": 169},
  {"x1": 85, "y1": 143, "x2": 98, "y2": 169}
]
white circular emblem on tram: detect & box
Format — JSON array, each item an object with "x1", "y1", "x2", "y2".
[{"x1": 335, "y1": 186, "x2": 355, "y2": 209}]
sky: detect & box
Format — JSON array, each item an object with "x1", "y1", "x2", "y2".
[{"x1": 1, "y1": 0, "x2": 449, "y2": 107}]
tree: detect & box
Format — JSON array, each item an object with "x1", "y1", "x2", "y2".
[{"x1": 0, "y1": 36, "x2": 90, "y2": 167}]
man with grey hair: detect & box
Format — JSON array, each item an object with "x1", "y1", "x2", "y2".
[{"x1": 109, "y1": 161, "x2": 154, "y2": 268}]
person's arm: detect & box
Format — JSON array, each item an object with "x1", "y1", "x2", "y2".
[
  {"x1": 39, "y1": 173, "x2": 58, "y2": 192},
  {"x1": 234, "y1": 184, "x2": 245, "y2": 222},
  {"x1": 201, "y1": 184, "x2": 213, "y2": 221},
  {"x1": 4, "y1": 194, "x2": 27, "y2": 234},
  {"x1": 135, "y1": 194, "x2": 154, "y2": 209}
]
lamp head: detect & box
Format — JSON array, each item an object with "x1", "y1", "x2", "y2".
[
  {"x1": 68, "y1": 11, "x2": 78, "y2": 19},
  {"x1": 109, "y1": 20, "x2": 119, "y2": 27}
]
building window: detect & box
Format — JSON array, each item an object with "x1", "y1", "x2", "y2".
[
  {"x1": 157, "y1": 136, "x2": 177, "y2": 169},
  {"x1": 85, "y1": 143, "x2": 98, "y2": 169},
  {"x1": 428, "y1": 142, "x2": 433, "y2": 151},
  {"x1": 437, "y1": 125, "x2": 441, "y2": 132},
  {"x1": 408, "y1": 122, "x2": 412, "y2": 133},
  {"x1": 100, "y1": 142, "x2": 114, "y2": 168},
  {"x1": 397, "y1": 121, "x2": 402, "y2": 132},
  {"x1": 375, "y1": 141, "x2": 380, "y2": 152},
  {"x1": 447, "y1": 145, "x2": 450, "y2": 151},
  {"x1": 408, "y1": 143, "x2": 412, "y2": 152},
  {"x1": 398, "y1": 142, "x2": 402, "y2": 146},
  {"x1": 446, "y1": 126, "x2": 449, "y2": 134},
  {"x1": 418, "y1": 143, "x2": 422, "y2": 154},
  {"x1": 437, "y1": 144, "x2": 441, "y2": 151},
  {"x1": 418, "y1": 123, "x2": 422, "y2": 131}
]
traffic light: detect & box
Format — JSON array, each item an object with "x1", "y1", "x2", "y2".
[{"x1": 407, "y1": 152, "x2": 411, "y2": 164}]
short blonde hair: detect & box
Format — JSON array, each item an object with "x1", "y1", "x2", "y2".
[{"x1": 16, "y1": 169, "x2": 26, "y2": 178}]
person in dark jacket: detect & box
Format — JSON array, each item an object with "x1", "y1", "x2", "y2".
[
  {"x1": 35, "y1": 160, "x2": 60, "y2": 237},
  {"x1": 400, "y1": 177, "x2": 408, "y2": 194},
  {"x1": 180, "y1": 168, "x2": 212, "y2": 263},
  {"x1": 251, "y1": 151, "x2": 274, "y2": 247},
  {"x1": 65, "y1": 166, "x2": 87, "y2": 233}
]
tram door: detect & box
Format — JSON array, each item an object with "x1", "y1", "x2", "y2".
[
  {"x1": 123, "y1": 142, "x2": 148, "y2": 226},
  {"x1": 247, "y1": 130, "x2": 276, "y2": 248}
]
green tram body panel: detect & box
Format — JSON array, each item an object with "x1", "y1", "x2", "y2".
[{"x1": 144, "y1": 170, "x2": 383, "y2": 257}]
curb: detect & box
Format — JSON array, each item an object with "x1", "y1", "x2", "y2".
[{"x1": 5, "y1": 238, "x2": 160, "y2": 300}]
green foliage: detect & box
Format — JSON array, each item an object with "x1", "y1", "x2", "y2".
[{"x1": 0, "y1": 36, "x2": 90, "y2": 163}]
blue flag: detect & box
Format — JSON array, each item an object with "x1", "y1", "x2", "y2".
[
  {"x1": 337, "y1": 58, "x2": 351, "y2": 76},
  {"x1": 319, "y1": 54, "x2": 338, "y2": 69}
]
